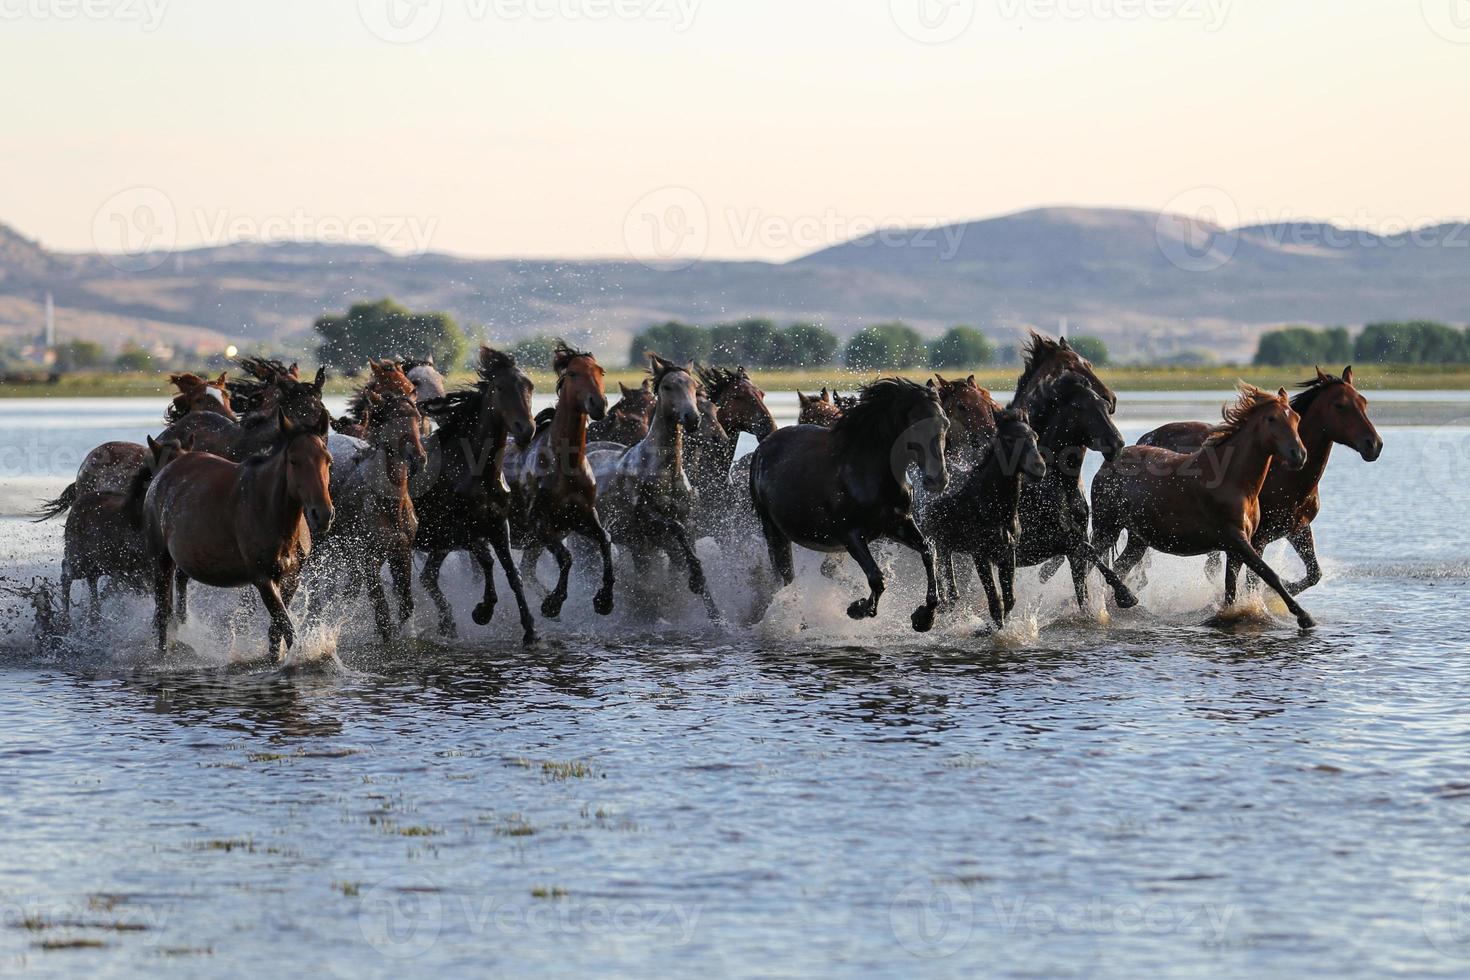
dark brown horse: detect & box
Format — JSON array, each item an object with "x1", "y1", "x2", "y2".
[
  {"x1": 1136, "y1": 367, "x2": 1382, "y2": 594},
  {"x1": 162, "y1": 358, "x2": 328, "y2": 461},
  {"x1": 919, "y1": 408, "x2": 1046, "y2": 626},
  {"x1": 690, "y1": 364, "x2": 777, "y2": 542},
  {"x1": 61, "y1": 435, "x2": 190, "y2": 626},
  {"x1": 587, "y1": 379, "x2": 655, "y2": 446},
  {"x1": 1092, "y1": 383, "x2": 1316, "y2": 629},
  {"x1": 166, "y1": 372, "x2": 235, "y2": 422},
  {"x1": 1011, "y1": 331, "x2": 1116, "y2": 413},
  {"x1": 413, "y1": 346, "x2": 539, "y2": 642},
  {"x1": 144, "y1": 409, "x2": 335, "y2": 656},
  {"x1": 506, "y1": 343, "x2": 616, "y2": 619},
  {"x1": 750, "y1": 378, "x2": 950, "y2": 631},
  {"x1": 332, "y1": 359, "x2": 419, "y2": 439},
  {"x1": 796, "y1": 388, "x2": 845, "y2": 427},
  {"x1": 930, "y1": 374, "x2": 1002, "y2": 464}
]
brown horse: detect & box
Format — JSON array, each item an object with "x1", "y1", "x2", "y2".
[
  {"x1": 1091, "y1": 383, "x2": 1316, "y2": 629},
  {"x1": 930, "y1": 374, "x2": 1002, "y2": 464},
  {"x1": 796, "y1": 388, "x2": 845, "y2": 427},
  {"x1": 1011, "y1": 331, "x2": 1116, "y2": 413},
  {"x1": 506, "y1": 343, "x2": 616, "y2": 619},
  {"x1": 696, "y1": 365, "x2": 777, "y2": 442},
  {"x1": 60, "y1": 435, "x2": 191, "y2": 626},
  {"x1": 1136, "y1": 367, "x2": 1382, "y2": 594},
  {"x1": 587, "y1": 380, "x2": 655, "y2": 446},
  {"x1": 333, "y1": 360, "x2": 419, "y2": 439},
  {"x1": 166, "y1": 372, "x2": 235, "y2": 422},
  {"x1": 144, "y1": 409, "x2": 335, "y2": 656},
  {"x1": 162, "y1": 358, "x2": 328, "y2": 461}
]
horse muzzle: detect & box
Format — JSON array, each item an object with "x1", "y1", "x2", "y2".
[
  {"x1": 1024, "y1": 459, "x2": 1048, "y2": 482},
  {"x1": 587, "y1": 396, "x2": 608, "y2": 422},
  {"x1": 683, "y1": 414, "x2": 702, "y2": 433},
  {"x1": 1359, "y1": 436, "x2": 1383, "y2": 462},
  {"x1": 1283, "y1": 447, "x2": 1309, "y2": 471},
  {"x1": 512, "y1": 422, "x2": 535, "y2": 448},
  {"x1": 922, "y1": 469, "x2": 949, "y2": 493},
  {"x1": 306, "y1": 505, "x2": 334, "y2": 536}
]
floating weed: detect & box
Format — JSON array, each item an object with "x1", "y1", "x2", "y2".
[
  {"x1": 494, "y1": 816, "x2": 537, "y2": 838},
  {"x1": 159, "y1": 947, "x2": 214, "y2": 957},
  {"x1": 395, "y1": 825, "x2": 443, "y2": 838},
  {"x1": 541, "y1": 760, "x2": 594, "y2": 781},
  {"x1": 194, "y1": 838, "x2": 256, "y2": 854},
  {"x1": 530, "y1": 886, "x2": 567, "y2": 900},
  {"x1": 19, "y1": 914, "x2": 49, "y2": 931},
  {"x1": 335, "y1": 881, "x2": 361, "y2": 897},
  {"x1": 246, "y1": 748, "x2": 303, "y2": 763},
  {"x1": 35, "y1": 939, "x2": 106, "y2": 951}
]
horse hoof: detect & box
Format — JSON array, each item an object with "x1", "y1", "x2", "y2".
[
  {"x1": 540, "y1": 596, "x2": 564, "y2": 619},
  {"x1": 1297, "y1": 613, "x2": 1316, "y2": 630},
  {"x1": 910, "y1": 606, "x2": 935, "y2": 633},
  {"x1": 1115, "y1": 588, "x2": 1139, "y2": 609},
  {"x1": 593, "y1": 591, "x2": 614, "y2": 616},
  {"x1": 846, "y1": 600, "x2": 868, "y2": 620},
  {"x1": 438, "y1": 620, "x2": 458, "y2": 639},
  {"x1": 522, "y1": 629, "x2": 538, "y2": 646},
  {"x1": 471, "y1": 604, "x2": 493, "y2": 626}
]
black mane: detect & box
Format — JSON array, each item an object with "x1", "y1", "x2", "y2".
[
  {"x1": 831, "y1": 377, "x2": 939, "y2": 449},
  {"x1": 1290, "y1": 369, "x2": 1348, "y2": 416}
]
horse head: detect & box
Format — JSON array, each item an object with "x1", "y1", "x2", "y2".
[
  {"x1": 1295, "y1": 365, "x2": 1382, "y2": 462},
  {"x1": 648, "y1": 353, "x2": 701, "y2": 432},
  {"x1": 992, "y1": 408, "x2": 1046, "y2": 483},
  {"x1": 168, "y1": 371, "x2": 236, "y2": 421},
  {"x1": 365, "y1": 390, "x2": 428, "y2": 478},
  {"x1": 931, "y1": 373, "x2": 999, "y2": 456},
  {"x1": 1029, "y1": 371, "x2": 1125, "y2": 463},
  {"x1": 697, "y1": 364, "x2": 776, "y2": 441},
  {"x1": 1016, "y1": 330, "x2": 1117, "y2": 414},
  {"x1": 477, "y1": 345, "x2": 536, "y2": 448},
  {"x1": 278, "y1": 408, "x2": 335, "y2": 535},
  {"x1": 553, "y1": 341, "x2": 608, "y2": 422}
]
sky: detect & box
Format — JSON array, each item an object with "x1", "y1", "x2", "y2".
[{"x1": 1, "y1": 0, "x2": 1464, "y2": 262}]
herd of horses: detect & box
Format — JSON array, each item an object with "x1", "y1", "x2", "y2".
[{"x1": 34, "y1": 332, "x2": 1383, "y2": 658}]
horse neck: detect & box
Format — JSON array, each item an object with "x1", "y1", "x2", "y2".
[
  {"x1": 550, "y1": 389, "x2": 589, "y2": 471},
  {"x1": 122, "y1": 466, "x2": 152, "y2": 524},
  {"x1": 1277, "y1": 405, "x2": 1335, "y2": 491},
  {"x1": 479, "y1": 411, "x2": 510, "y2": 479},
  {"x1": 242, "y1": 444, "x2": 305, "y2": 540},
  {"x1": 645, "y1": 404, "x2": 684, "y2": 474},
  {"x1": 369, "y1": 429, "x2": 411, "y2": 496},
  {"x1": 1204, "y1": 426, "x2": 1276, "y2": 499}
]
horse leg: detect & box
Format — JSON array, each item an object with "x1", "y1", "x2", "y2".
[
  {"x1": 657, "y1": 515, "x2": 721, "y2": 623},
  {"x1": 389, "y1": 541, "x2": 414, "y2": 625},
  {"x1": 1205, "y1": 552, "x2": 1223, "y2": 580},
  {"x1": 60, "y1": 561, "x2": 72, "y2": 631},
  {"x1": 999, "y1": 545, "x2": 1018, "y2": 617},
  {"x1": 175, "y1": 569, "x2": 190, "y2": 624},
  {"x1": 1285, "y1": 526, "x2": 1322, "y2": 595},
  {"x1": 87, "y1": 576, "x2": 101, "y2": 627},
  {"x1": 1227, "y1": 534, "x2": 1315, "y2": 629},
  {"x1": 938, "y1": 547, "x2": 957, "y2": 607},
  {"x1": 518, "y1": 541, "x2": 546, "y2": 598},
  {"x1": 540, "y1": 537, "x2": 573, "y2": 619},
  {"x1": 468, "y1": 539, "x2": 499, "y2": 627},
  {"x1": 363, "y1": 556, "x2": 394, "y2": 641},
  {"x1": 890, "y1": 518, "x2": 938, "y2": 632},
  {"x1": 152, "y1": 556, "x2": 174, "y2": 653},
  {"x1": 578, "y1": 512, "x2": 616, "y2": 616},
  {"x1": 420, "y1": 549, "x2": 457, "y2": 638},
  {"x1": 1067, "y1": 553, "x2": 1090, "y2": 612},
  {"x1": 256, "y1": 580, "x2": 295, "y2": 659},
  {"x1": 1075, "y1": 540, "x2": 1139, "y2": 608},
  {"x1": 758, "y1": 512, "x2": 795, "y2": 586},
  {"x1": 487, "y1": 522, "x2": 537, "y2": 644},
  {"x1": 841, "y1": 532, "x2": 884, "y2": 621},
  {"x1": 975, "y1": 556, "x2": 1003, "y2": 626},
  {"x1": 1036, "y1": 554, "x2": 1065, "y2": 584},
  {"x1": 1223, "y1": 554, "x2": 1240, "y2": 605}
]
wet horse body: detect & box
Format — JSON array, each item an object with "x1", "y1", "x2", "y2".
[{"x1": 750, "y1": 378, "x2": 950, "y2": 632}]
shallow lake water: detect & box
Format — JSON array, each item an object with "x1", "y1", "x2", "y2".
[{"x1": 2, "y1": 391, "x2": 1470, "y2": 978}]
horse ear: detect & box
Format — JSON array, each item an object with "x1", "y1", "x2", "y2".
[
  {"x1": 1315, "y1": 365, "x2": 1330, "y2": 383},
  {"x1": 216, "y1": 372, "x2": 228, "y2": 386},
  {"x1": 367, "y1": 390, "x2": 383, "y2": 406},
  {"x1": 1342, "y1": 365, "x2": 1354, "y2": 385},
  {"x1": 147, "y1": 435, "x2": 160, "y2": 457},
  {"x1": 1060, "y1": 337, "x2": 1071, "y2": 350},
  {"x1": 288, "y1": 362, "x2": 300, "y2": 378},
  {"x1": 926, "y1": 378, "x2": 937, "y2": 390},
  {"x1": 797, "y1": 391, "x2": 810, "y2": 406},
  {"x1": 313, "y1": 366, "x2": 326, "y2": 392},
  {"x1": 181, "y1": 434, "x2": 195, "y2": 451},
  {"x1": 966, "y1": 374, "x2": 977, "y2": 388},
  {"x1": 619, "y1": 382, "x2": 633, "y2": 397},
  {"x1": 1277, "y1": 387, "x2": 1289, "y2": 401},
  {"x1": 423, "y1": 354, "x2": 434, "y2": 366}
]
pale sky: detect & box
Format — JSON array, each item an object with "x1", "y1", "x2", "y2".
[{"x1": 2, "y1": 0, "x2": 1464, "y2": 262}]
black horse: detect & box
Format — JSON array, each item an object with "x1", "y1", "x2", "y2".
[
  {"x1": 749, "y1": 378, "x2": 949, "y2": 632},
  {"x1": 919, "y1": 408, "x2": 1047, "y2": 627},
  {"x1": 1014, "y1": 372, "x2": 1137, "y2": 611},
  {"x1": 412, "y1": 346, "x2": 539, "y2": 644}
]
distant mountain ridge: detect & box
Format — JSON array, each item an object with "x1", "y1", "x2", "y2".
[{"x1": 1, "y1": 206, "x2": 1466, "y2": 365}]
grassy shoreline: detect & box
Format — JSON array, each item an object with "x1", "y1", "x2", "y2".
[{"x1": 3, "y1": 363, "x2": 1470, "y2": 399}]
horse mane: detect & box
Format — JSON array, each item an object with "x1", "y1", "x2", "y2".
[
  {"x1": 552, "y1": 340, "x2": 592, "y2": 374},
  {"x1": 1013, "y1": 330, "x2": 1068, "y2": 400},
  {"x1": 831, "y1": 377, "x2": 939, "y2": 449},
  {"x1": 401, "y1": 356, "x2": 435, "y2": 373},
  {"x1": 647, "y1": 352, "x2": 689, "y2": 386},
  {"x1": 164, "y1": 372, "x2": 207, "y2": 423},
  {"x1": 420, "y1": 387, "x2": 481, "y2": 435},
  {"x1": 1289, "y1": 368, "x2": 1348, "y2": 416},
  {"x1": 695, "y1": 364, "x2": 747, "y2": 402},
  {"x1": 1206, "y1": 383, "x2": 1284, "y2": 446},
  {"x1": 1022, "y1": 370, "x2": 1090, "y2": 427},
  {"x1": 478, "y1": 345, "x2": 517, "y2": 381}
]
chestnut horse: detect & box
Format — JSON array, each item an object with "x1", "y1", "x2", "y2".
[
  {"x1": 796, "y1": 389, "x2": 845, "y2": 427},
  {"x1": 144, "y1": 409, "x2": 335, "y2": 656},
  {"x1": 506, "y1": 343, "x2": 616, "y2": 619},
  {"x1": 331, "y1": 360, "x2": 417, "y2": 439},
  {"x1": 1092, "y1": 384, "x2": 1316, "y2": 629},
  {"x1": 1136, "y1": 367, "x2": 1382, "y2": 594},
  {"x1": 750, "y1": 378, "x2": 949, "y2": 631},
  {"x1": 588, "y1": 354, "x2": 721, "y2": 622},
  {"x1": 166, "y1": 372, "x2": 235, "y2": 422},
  {"x1": 413, "y1": 346, "x2": 539, "y2": 642},
  {"x1": 930, "y1": 374, "x2": 1002, "y2": 465},
  {"x1": 587, "y1": 380, "x2": 655, "y2": 446}
]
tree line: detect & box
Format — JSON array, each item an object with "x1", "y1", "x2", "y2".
[{"x1": 1255, "y1": 321, "x2": 1470, "y2": 366}]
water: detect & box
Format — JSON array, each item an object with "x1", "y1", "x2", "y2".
[{"x1": 2, "y1": 392, "x2": 1470, "y2": 978}]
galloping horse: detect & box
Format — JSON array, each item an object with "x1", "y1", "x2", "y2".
[
  {"x1": 413, "y1": 346, "x2": 539, "y2": 643},
  {"x1": 318, "y1": 391, "x2": 427, "y2": 640},
  {"x1": 796, "y1": 389, "x2": 845, "y2": 427},
  {"x1": 505, "y1": 343, "x2": 616, "y2": 619},
  {"x1": 691, "y1": 364, "x2": 778, "y2": 542},
  {"x1": 919, "y1": 408, "x2": 1046, "y2": 626},
  {"x1": 166, "y1": 373, "x2": 235, "y2": 422},
  {"x1": 750, "y1": 378, "x2": 949, "y2": 632},
  {"x1": 1136, "y1": 367, "x2": 1382, "y2": 594},
  {"x1": 332, "y1": 360, "x2": 417, "y2": 439},
  {"x1": 143, "y1": 409, "x2": 335, "y2": 657},
  {"x1": 1092, "y1": 383, "x2": 1316, "y2": 629},
  {"x1": 160, "y1": 359, "x2": 327, "y2": 461},
  {"x1": 1013, "y1": 372, "x2": 1137, "y2": 612},
  {"x1": 930, "y1": 374, "x2": 1002, "y2": 465},
  {"x1": 1011, "y1": 331, "x2": 1116, "y2": 413},
  {"x1": 588, "y1": 354, "x2": 721, "y2": 622},
  {"x1": 587, "y1": 380, "x2": 655, "y2": 446}
]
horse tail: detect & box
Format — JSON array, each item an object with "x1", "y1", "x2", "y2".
[{"x1": 34, "y1": 482, "x2": 77, "y2": 522}]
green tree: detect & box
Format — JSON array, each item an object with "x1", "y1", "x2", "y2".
[
  {"x1": 1068, "y1": 334, "x2": 1110, "y2": 366},
  {"x1": 773, "y1": 323, "x2": 839, "y2": 368},
  {"x1": 709, "y1": 318, "x2": 781, "y2": 366},
  {"x1": 1255, "y1": 327, "x2": 1327, "y2": 366},
  {"x1": 51, "y1": 340, "x2": 106, "y2": 371},
  {"x1": 1354, "y1": 320, "x2": 1467, "y2": 364},
  {"x1": 629, "y1": 320, "x2": 709, "y2": 366},
  {"x1": 844, "y1": 322, "x2": 927, "y2": 371},
  {"x1": 512, "y1": 335, "x2": 559, "y2": 369},
  {"x1": 314, "y1": 298, "x2": 467, "y2": 373},
  {"x1": 113, "y1": 343, "x2": 153, "y2": 373},
  {"x1": 928, "y1": 325, "x2": 995, "y2": 369}
]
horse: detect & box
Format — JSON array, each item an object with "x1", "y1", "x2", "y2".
[
  {"x1": 331, "y1": 359, "x2": 418, "y2": 439},
  {"x1": 930, "y1": 374, "x2": 1001, "y2": 465},
  {"x1": 750, "y1": 377, "x2": 949, "y2": 632},
  {"x1": 1135, "y1": 367, "x2": 1382, "y2": 594},
  {"x1": 166, "y1": 372, "x2": 235, "y2": 422},
  {"x1": 412, "y1": 346, "x2": 539, "y2": 643},
  {"x1": 696, "y1": 365, "x2": 777, "y2": 443},
  {"x1": 60, "y1": 435, "x2": 190, "y2": 626},
  {"x1": 143, "y1": 409, "x2": 335, "y2": 656},
  {"x1": 316, "y1": 391, "x2": 427, "y2": 640},
  {"x1": 161, "y1": 359, "x2": 328, "y2": 461},
  {"x1": 1011, "y1": 330, "x2": 1116, "y2": 413},
  {"x1": 1091, "y1": 383, "x2": 1316, "y2": 629},
  {"x1": 588, "y1": 354, "x2": 721, "y2": 622},
  {"x1": 796, "y1": 388, "x2": 845, "y2": 427},
  {"x1": 918, "y1": 408, "x2": 1046, "y2": 627},
  {"x1": 690, "y1": 364, "x2": 778, "y2": 543},
  {"x1": 505, "y1": 343, "x2": 616, "y2": 619},
  {"x1": 1013, "y1": 371, "x2": 1137, "y2": 612},
  {"x1": 587, "y1": 380, "x2": 655, "y2": 446}
]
